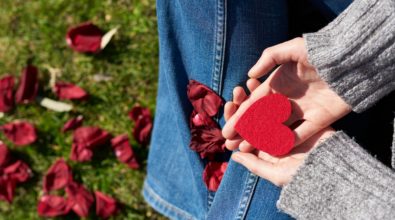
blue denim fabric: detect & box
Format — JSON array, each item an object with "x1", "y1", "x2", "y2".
[{"x1": 143, "y1": 0, "x2": 350, "y2": 219}]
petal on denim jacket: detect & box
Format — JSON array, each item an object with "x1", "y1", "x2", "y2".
[
  {"x1": 43, "y1": 158, "x2": 73, "y2": 192},
  {"x1": 62, "y1": 116, "x2": 84, "y2": 132},
  {"x1": 0, "y1": 143, "x2": 11, "y2": 168},
  {"x1": 190, "y1": 110, "x2": 217, "y2": 128},
  {"x1": 37, "y1": 195, "x2": 72, "y2": 217},
  {"x1": 15, "y1": 65, "x2": 39, "y2": 104},
  {"x1": 0, "y1": 121, "x2": 37, "y2": 146},
  {"x1": 0, "y1": 177, "x2": 16, "y2": 203},
  {"x1": 187, "y1": 80, "x2": 223, "y2": 117},
  {"x1": 66, "y1": 22, "x2": 103, "y2": 53},
  {"x1": 190, "y1": 125, "x2": 226, "y2": 159},
  {"x1": 54, "y1": 82, "x2": 88, "y2": 101},
  {"x1": 4, "y1": 160, "x2": 31, "y2": 183},
  {"x1": 128, "y1": 106, "x2": 153, "y2": 146},
  {"x1": 203, "y1": 161, "x2": 228, "y2": 191},
  {"x1": 66, "y1": 181, "x2": 94, "y2": 217},
  {"x1": 94, "y1": 191, "x2": 119, "y2": 219},
  {"x1": 111, "y1": 134, "x2": 140, "y2": 169},
  {"x1": 0, "y1": 75, "x2": 15, "y2": 113}
]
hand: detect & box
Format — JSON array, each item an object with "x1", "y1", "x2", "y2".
[
  {"x1": 223, "y1": 37, "x2": 351, "y2": 150},
  {"x1": 224, "y1": 83, "x2": 335, "y2": 186}
]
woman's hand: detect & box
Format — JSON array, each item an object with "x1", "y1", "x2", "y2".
[{"x1": 222, "y1": 38, "x2": 351, "y2": 150}]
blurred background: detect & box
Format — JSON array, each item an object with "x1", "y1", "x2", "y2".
[{"x1": 0, "y1": 0, "x2": 164, "y2": 219}]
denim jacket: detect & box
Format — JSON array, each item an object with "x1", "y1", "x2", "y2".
[{"x1": 143, "y1": 1, "x2": 350, "y2": 219}]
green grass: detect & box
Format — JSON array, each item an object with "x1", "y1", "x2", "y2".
[{"x1": 0, "y1": 0, "x2": 164, "y2": 219}]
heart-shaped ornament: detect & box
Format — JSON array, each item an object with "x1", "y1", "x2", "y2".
[{"x1": 235, "y1": 93, "x2": 295, "y2": 156}]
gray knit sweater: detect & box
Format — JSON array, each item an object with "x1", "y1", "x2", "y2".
[{"x1": 276, "y1": 0, "x2": 395, "y2": 219}]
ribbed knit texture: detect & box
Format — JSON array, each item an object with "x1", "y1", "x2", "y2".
[
  {"x1": 276, "y1": 0, "x2": 395, "y2": 218},
  {"x1": 277, "y1": 131, "x2": 395, "y2": 219},
  {"x1": 303, "y1": 0, "x2": 395, "y2": 113}
]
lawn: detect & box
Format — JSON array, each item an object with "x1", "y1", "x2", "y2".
[{"x1": 0, "y1": 0, "x2": 164, "y2": 219}]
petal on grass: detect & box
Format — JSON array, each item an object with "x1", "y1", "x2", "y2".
[
  {"x1": 43, "y1": 158, "x2": 73, "y2": 192},
  {"x1": 128, "y1": 106, "x2": 152, "y2": 146},
  {"x1": 62, "y1": 116, "x2": 83, "y2": 132},
  {"x1": 0, "y1": 75, "x2": 14, "y2": 113},
  {"x1": 0, "y1": 121, "x2": 37, "y2": 146},
  {"x1": 66, "y1": 22, "x2": 103, "y2": 53},
  {"x1": 3, "y1": 160, "x2": 32, "y2": 183},
  {"x1": 54, "y1": 82, "x2": 88, "y2": 101},
  {"x1": 15, "y1": 65, "x2": 39, "y2": 104},
  {"x1": 37, "y1": 195, "x2": 71, "y2": 217},
  {"x1": 94, "y1": 191, "x2": 118, "y2": 219},
  {"x1": 66, "y1": 181, "x2": 94, "y2": 217},
  {"x1": 111, "y1": 134, "x2": 139, "y2": 169}
]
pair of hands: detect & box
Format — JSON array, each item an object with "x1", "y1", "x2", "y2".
[{"x1": 222, "y1": 38, "x2": 351, "y2": 186}]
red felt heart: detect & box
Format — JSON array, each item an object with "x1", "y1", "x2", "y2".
[{"x1": 235, "y1": 93, "x2": 294, "y2": 156}]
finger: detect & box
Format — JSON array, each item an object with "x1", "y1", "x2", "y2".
[
  {"x1": 233, "y1": 87, "x2": 247, "y2": 105},
  {"x1": 257, "y1": 151, "x2": 281, "y2": 164},
  {"x1": 225, "y1": 138, "x2": 243, "y2": 151},
  {"x1": 224, "y1": 102, "x2": 238, "y2": 121},
  {"x1": 239, "y1": 140, "x2": 255, "y2": 153},
  {"x1": 232, "y1": 152, "x2": 280, "y2": 185},
  {"x1": 293, "y1": 120, "x2": 323, "y2": 146},
  {"x1": 248, "y1": 38, "x2": 304, "y2": 79},
  {"x1": 246, "y1": 78, "x2": 261, "y2": 93}
]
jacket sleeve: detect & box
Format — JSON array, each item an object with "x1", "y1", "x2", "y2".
[
  {"x1": 303, "y1": 0, "x2": 395, "y2": 113},
  {"x1": 277, "y1": 131, "x2": 395, "y2": 219}
]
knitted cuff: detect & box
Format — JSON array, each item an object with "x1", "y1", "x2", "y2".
[
  {"x1": 303, "y1": 0, "x2": 395, "y2": 113},
  {"x1": 277, "y1": 131, "x2": 395, "y2": 219}
]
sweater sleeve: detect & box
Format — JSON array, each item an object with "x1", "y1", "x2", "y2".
[
  {"x1": 277, "y1": 131, "x2": 395, "y2": 219},
  {"x1": 303, "y1": 0, "x2": 395, "y2": 113}
]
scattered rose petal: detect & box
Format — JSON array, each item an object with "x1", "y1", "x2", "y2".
[
  {"x1": 39, "y1": 97, "x2": 73, "y2": 112},
  {"x1": 43, "y1": 158, "x2": 73, "y2": 193},
  {"x1": 66, "y1": 181, "x2": 94, "y2": 217},
  {"x1": 94, "y1": 191, "x2": 118, "y2": 219},
  {"x1": 190, "y1": 110, "x2": 216, "y2": 128},
  {"x1": 62, "y1": 116, "x2": 84, "y2": 132},
  {"x1": 100, "y1": 27, "x2": 118, "y2": 50},
  {"x1": 4, "y1": 160, "x2": 31, "y2": 183},
  {"x1": 15, "y1": 65, "x2": 39, "y2": 104},
  {"x1": 37, "y1": 195, "x2": 71, "y2": 217},
  {"x1": 111, "y1": 134, "x2": 139, "y2": 169},
  {"x1": 66, "y1": 22, "x2": 103, "y2": 53},
  {"x1": 128, "y1": 106, "x2": 152, "y2": 146},
  {"x1": 202, "y1": 161, "x2": 228, "y2": 191},
  {"x1": 190, "y1": 125, "x2": 226, "y2": 159},
  {"x1": 187, "y1": 80, "x2": 223, "y2": 117},
  {"x1": 0, "y1": 177, "x2": 16, "y2": 203},
  {"x1": 0, "y1": 143, "x2": 11, "y2": 167},
  {"x1": 54, "y1": 82, "x2": 88, "y2": 101},
  {"x1": 0, "y1": 75, "x2": 14, "y2": 113},
  {"x1": 0, "y1": 121, "x2": 37, "y2": 146},
  {"x1": 70, "y1": 126, "x2": 111, "y2": 162}
]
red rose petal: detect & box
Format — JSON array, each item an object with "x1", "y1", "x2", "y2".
[
  {"x1": 0, "y1": 143, "x2": 11, "y2": 168},
  {"x1": 111, "y1": 134, "x2": 139, "y2": 169},
  {"x1": 15, "y1": 65, "x2": 39, "y2": 104},
  {"x1": 37, "y1": 195, "x2": 71, "y2": 217},
  {"x1": 128, "y1": 106, "x2": 153, "y2": 146},
  {"x1": 73, "y1": 126, "x2": 111, "y2": 148},
  {"x1": 62, "y1": 116, "x2": 84, "y2": 132},
  {"x1": 187, "y1": 80, "x2": 223, "y2": 117},
  {"x1": 43, "y1": 158, "x2": 73, "y2": 192},
  {"x1": 189, "y1": 110, "x2": 217, "y2": 128},
  {"x1": 66, "y1": 181, "x2": 94, "y2": 217},
  {"x1": 190, "y1": 125, "x2": 226, "y2": 159},
  {"x1": 0, "y1": 121, "x2": 37, "y2": 146},
  {"x1": 0, "y1": 75, "x2": 15, "y2": 112},
  {"x1": 70, "y1": 143, "x2": 93, "y2": 162},
  {"x1": 94, "y1": 191, "x2": 118, "y2": 219},
  {"x1": 0, "y1": 177, "x2": 16, "y2": 203},
  {"x1": 66, "y1": 22, "x2": 103, "y2": 53},
  {"x1": 3, "y1": 160, "x2": 31, "y2": 184},
  {"x1": 202, "y1": 161, "x2": 228, "y2": 191},
  {"x1": 54, "y1": 82, "x2": 88, "y2": 101}
]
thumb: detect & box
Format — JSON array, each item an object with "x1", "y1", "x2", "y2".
[{"x1": 248, "y1": 37, "x2": 306, "y2": 78}]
